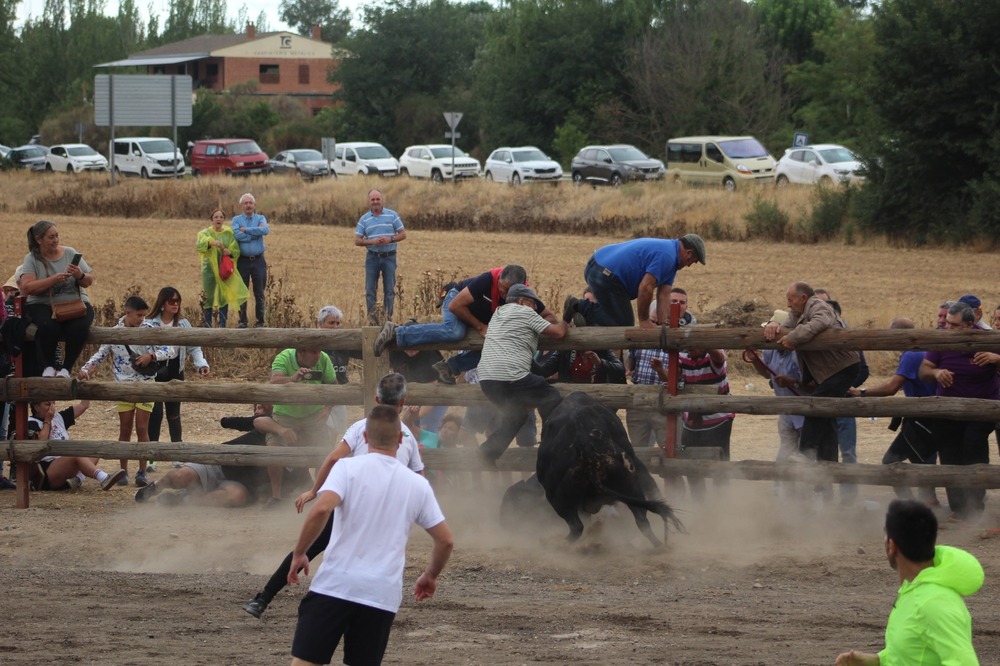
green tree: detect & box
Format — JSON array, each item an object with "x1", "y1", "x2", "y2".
[
  {"x1": 753, "y1": 0, "x2": 838, "y2": 64},
  {"x1": 857, "y1": 0, "x2": 1000, "y2": 242},
  {"x1": 279, "y1": 0, "x2": 352, "y2": 43}
]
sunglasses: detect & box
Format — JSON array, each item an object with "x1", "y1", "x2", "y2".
[{"x1": 167, "y1": 298, "x2": 181, "y2": 305}]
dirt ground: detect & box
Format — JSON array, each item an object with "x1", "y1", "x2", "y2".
[{"x1": 4, "y1": 402, "x2": 1000, "y2": 666}]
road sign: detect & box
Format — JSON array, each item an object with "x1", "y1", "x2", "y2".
[
  {"x1": 443, "y1": 112, "x2": 463, "y2": 130},
  {"x1": 445, "y1": 131, "x2": 461, "y2": 139},
  {"x1": 793, "y1": 132, "x2": 809, "y2": 148},
  {"x1": 95, "y1": 74, "x2": 192, "y2": 126},
  {"x1": 321, "y1": 137, "x2": 337, "y2": 161}
]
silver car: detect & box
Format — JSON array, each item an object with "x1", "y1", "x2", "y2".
[
  {"x1": 268, "y1": 149, "x2": 331, "y2": 180},
  {"x1": 484, "y1": 146, "x2": 562, "y2": 185}
]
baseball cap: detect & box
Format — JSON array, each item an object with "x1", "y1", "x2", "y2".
[
  {"x1": 681, "y1": 234, "x2": 706, "y2": 265},
  {"x1": 507, "y1": 284, "x2": 545, "y2": 312},
  {"x1": 958, "y1": 294, "x2": 981, "y2": 309},
  {"x1": 762, "y1": 309, "x2": 788, "y2": 327}
]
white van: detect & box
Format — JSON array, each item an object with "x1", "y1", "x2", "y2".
[
  {"x1": 331, "y1": 142, "x2": 399, "y2": 177},
  {"x1": 665, "y1": 136, "x2": 775, "y2": 191},
  {"x1": 110, "y1": 137, "x2": 186, "y2": 178}
]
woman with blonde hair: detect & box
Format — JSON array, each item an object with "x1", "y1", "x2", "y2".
[{"x1": 196, "y1": 209, "x2": 247, "y2": 327}]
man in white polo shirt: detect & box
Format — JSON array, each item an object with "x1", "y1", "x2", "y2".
[{"x1": 287, "y1": 406, "x2": 453, "y2": 666}]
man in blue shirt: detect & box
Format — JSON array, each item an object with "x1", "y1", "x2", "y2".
[
  {"x1": 565, "y1": 234, "x2": 705, "y2": 328},
  {"x1": 232, "y1": 193, "x2": 270, "y2": 328},
  {"x1": 355, "y1": 189, "x2": 406, "y2": 324}
]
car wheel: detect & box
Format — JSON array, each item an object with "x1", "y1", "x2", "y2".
[
  {"x1": 431, "y1": 170, "x2": 443, "y2": 184},
  {"x1": 723, "y1": 176, "x2": 736, "y2": 192},
  {"x1": 67, "y1": 165, "x2": 75, "y2": 173},
  {"x1": 511, "y1": 172, "x2": 521, "y2": 186},
  {"x1": 191, "y1": 169, "x2": 200, "y2": 177},
  {"x1": 610, "y1": 173, "x2": 622, "y2": 188},
  {"x1": 225, "y1": 168, "x2": 233, "y2": 176},
  {"x1": 114, "y1": 166, "x2": 121, "y2": 175},
  {"x1": 400, "y1": 167, "x2": 409, "y2": 177},
  {"x1": 818, "y1": 175, "x2": 833, "y2": 187},
  {"x1": 485, "y1": 171, "x2": 493, "y2": 182},
  {"x1": 572, "y1": 172, "x2": 583, "y2": 186},
  {"x1": 140, "y1": 167, "x2": 149, "y2": 179},
  {"x1": 45, "y1": 163, "x2": 53, "y2": 172},
  {"x1": 776, "y1": 174, "x2": 789, "y2": 187}
]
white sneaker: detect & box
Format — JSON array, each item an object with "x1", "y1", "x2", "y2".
[
  {"x1": 65, "y1": 476, "x2": 82, "y2": 491},
  {"x1": 42, "y1": 367, "x2": 57, "y2": 378},
  {"x1": 56, "y1": 368, "x2": 70, "y2": 379}
]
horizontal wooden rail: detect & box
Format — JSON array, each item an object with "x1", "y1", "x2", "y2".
[{"x1": 7, "y1": 441, "x2": 1000, "y2": 489}]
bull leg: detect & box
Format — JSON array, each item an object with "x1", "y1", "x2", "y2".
[
  {"x1": 551, "y1": 503, "x2": 585, "y2": 542},
  {"x1": 626, "y1": 506, "x2": 663, "y2": 547}
]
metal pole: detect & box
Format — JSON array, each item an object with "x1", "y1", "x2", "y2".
[
  {"x1": 109, "y1": 74, "x2": 116, "y2": 186},
  {"x1": 172, "y1": 75, "x2": 179, "y2": 179}
]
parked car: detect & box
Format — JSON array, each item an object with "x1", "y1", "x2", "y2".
[
  {"x1": 0, "y1": 144, "x2": 11, "y2": 159},
  {"x1": 570, "y1": 144, "x2": 665, "y2": 186},
  {"x1": 331, "y1": 142, "x2": 400, "y2": 177},
  {"x1": 268, "y1": 149, "x2": 330, "y2": 180},
  {"x1": 9, "y1": 145, "x2": 49, "y2": 171},
  {"x1": 111, "y1": 137, "x2": 185, "y2": 178},
  {"x1": 774, "y1": 144, "x2": 864, "y2": 186},
  {"x1": 189, "y1": 139, "x2": 269, "y2": 176},
  {"x1": 483, "y1": 146, "x2": 562, "y2": 185},
  {"x1": 398, "y1": 144, "x2": 481, "y2": 182},
  {"x1": 666, "y1": 136, "x2": 776, "y2": 191},
  {"x1": 45, "y1": 143, "x2": 108, "y2": 173}
]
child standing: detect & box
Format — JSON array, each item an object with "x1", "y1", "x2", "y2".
[{"x1": 78, "y1": 296, "x2": 171, "y2": 487}]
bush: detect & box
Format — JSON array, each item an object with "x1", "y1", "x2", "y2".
[
  {"x1": 807, "y1": 185, "x2": 853, "y2": 241},
  {"x1": 744, "y1": 195, "x2": 789, "y2": 240}
]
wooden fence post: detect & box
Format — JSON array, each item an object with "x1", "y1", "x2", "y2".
[{"x1": 361, "y1": 326, "x2": 391, "y2": 414}]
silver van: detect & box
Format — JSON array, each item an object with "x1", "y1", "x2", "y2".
[
  {"x1": 110, "y1": 137, "x2": 185, "y2": 178},
  {"x1": 665, "y1": 136, "x2": 775, "y2": 191}
]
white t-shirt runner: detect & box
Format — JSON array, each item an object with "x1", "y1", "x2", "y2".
[
  {"x1": 340, "y1": 417, "x2": 424, "y2": 473},
  {"x1": 309, "y1": 453, "x2": 445, "y2": 612}
]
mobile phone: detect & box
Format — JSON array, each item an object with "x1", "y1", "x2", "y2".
[{"x1": 70, "y1": 253, "x2": 82, "y2": 266}]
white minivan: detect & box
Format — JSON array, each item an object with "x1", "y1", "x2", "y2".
[
  {"x1": 110, "y1": 137, "x2": 186, "y2": 178},
  {"x1": 665, "y1": 136, "x2": 775, "y2": 191},
  {"x1": 331, "y1": 142, "x2": 399, "y2": 177}
]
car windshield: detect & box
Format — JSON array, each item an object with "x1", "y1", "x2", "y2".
[
  {"x1": 818, "y1": 147, "x2": 857, "y2": 164},
  {"x1": 718, "y1": 139, "x2": 769, "y2": 159},
  {"x1": 608, "y1": 146, "x2": 649, "y2": 161},
  {"x1": 290, "y1": 150, "x2": 324, "y2": 161},
  {"x1": 17, "y1": 147, "x2": 47, "y2": 158},
  {"x1": 430, "y1": 147, "x2": 468, "y2": 159},
  {"x1": 512, "y1": 149, "x2": 548, "y2": 162},
  {"x1": 138, "y1": 140, "x2": 176, "y2": 154},
  {"x1": 356, "y1": 145, "x2": 391, "y2": 159},
  {"x1": 67, "y1": 146, "x2": 99, "y2": 157},
  {"x1": 228, "y1": 141, "x2": 263, "y2": 156}
]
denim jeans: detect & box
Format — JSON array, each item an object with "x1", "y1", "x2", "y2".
[
  {"x1": 237, "y1": 255, "x2": 267, "y2": 327},
  {"x1": 479, "y1": 375, "x2": 562, "y2": 462},
  {"x1": 365, "y1": 251, "x2": 397, "y2": 322},
  {"x1": 836, "y1": 416, "x2": 858, "y2": 501},
  {"x1": 577, "y1": 256, "x2": 636, "y2": 327},
  {"x1": 395, "y1": 289, "x2": 464, "y2": 347},
  {"x1": 203, "y1": 305, "x2": 228, "y2": 328}
]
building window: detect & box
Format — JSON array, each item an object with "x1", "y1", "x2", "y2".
[
  {"x1": 206, "y1": 63, "x2": 218, "y2": 77},
  {"x1": 298, "y1": 64, "x2": 310, "y2": 84},
  {"x1": 259, "y1": 64, "x2": 280, "y2": 84}
]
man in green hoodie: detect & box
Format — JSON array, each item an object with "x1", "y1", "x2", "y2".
[{"x1": 835, "y1": 499, "x2": 984, "y2": 666}]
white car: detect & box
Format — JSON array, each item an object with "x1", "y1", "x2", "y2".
[
  {"x1": 45, "y1": 143, "x2": 109, "y2": 173},
  {"x1": 774, "y1": 144, "x2": 864, "y2": 186},
  {"x1": 399, "y1": 144, "x2": 481, "y2": 182},
  {"x1": 484, "y1": 146, "x2": 562, "y2": 185},
  {"x1": 331, "y1": 142, "x2": 399, "y2": 177}
]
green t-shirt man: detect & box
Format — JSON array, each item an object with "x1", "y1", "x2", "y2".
[{"x1": 270, "y1": 348, "x2": 336, "y2": 419}]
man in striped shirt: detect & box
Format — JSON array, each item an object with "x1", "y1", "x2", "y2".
[
  {"x1": 477, "y1": 285, "x2": 568, "y2": 466},
  {"x1": 355, "y1": 189, "x2": 407, "y2": 324}
]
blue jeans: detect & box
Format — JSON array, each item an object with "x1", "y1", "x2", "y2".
[
  {"x1": 395, "y1": 289, "x2": 465, "y2": 347},
  {"x1": 577, "y1": 256, "x2": 635, "y2": 327},
  {"x1": 237, "y1": 255, "x2": 267, "y2": 327},
  {"x1": 447, "y1": 351, "x2": 482, "y2": 375},
  {"x1": 836, "y1": 416, "x2": 858, "y2": 501},
  {"x1": 365, "y1": 251, "x2": 397, "y2": 322},
  {"x1": 203, "y1": 305, "x2": 228, "y2": 328}
]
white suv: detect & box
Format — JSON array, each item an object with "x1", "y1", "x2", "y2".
[
  {"x1": 484, "y1": 146, "x2": 562, "y2": 185},
  {"x1": 399, "y1": 144, "x2": 481, "y2": 182},
  {"x1": 331, "y1": 142, "x2": 399, "y2": 177},
  {"x1": 46, "y1": 144, "x2": 109, "y2": 173}
]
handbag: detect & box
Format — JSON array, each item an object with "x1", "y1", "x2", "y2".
[
  {"x1": 45, "y1": 264, "x2": 87, "y2": 321},
  {"x1": 219, "y1": 254, "x2": 235, "y2": 280},
  {"x1": 125, "y1": 344, "x2": 164, "y2": 377}
]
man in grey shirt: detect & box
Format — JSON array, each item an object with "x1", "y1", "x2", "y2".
[{"x1": 477, "y1": 285, "x2": 568, "y2": 466}]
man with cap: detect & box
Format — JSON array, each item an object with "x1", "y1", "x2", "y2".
[
  {"x1": 958, "y1": 294, "x2": 991, "y2": 330},
  {"x1": 564, "y1": 234, "x2": 706, "y2": 328},
  {"x1": 477, "y1": 284, "x2": 568, "y2": 465}
]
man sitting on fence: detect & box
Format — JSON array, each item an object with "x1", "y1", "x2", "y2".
[{"x1": 266, "y1": 345, "x2": 337, "y2": 507}]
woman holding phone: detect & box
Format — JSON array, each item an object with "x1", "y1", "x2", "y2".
[
  {"x1": 19, "y1": 220, "x2": 95, "y2": 378},
  {"x1": 196, "y1": 208, "x2": 247, "y2": 327},
  {"x1": 146, "y1": 287, "x2": 210, "y2": 463}
]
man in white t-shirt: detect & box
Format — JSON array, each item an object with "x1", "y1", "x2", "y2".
[
  {"x1": 478, "y1": 284, "x2": 568, "y2": 466},
  {"x1": 288, "y1": 405, "x2": 453, "y2": 666},
  {"x1": 242, "y1": 373, "x2": 423, "y2": 620}
]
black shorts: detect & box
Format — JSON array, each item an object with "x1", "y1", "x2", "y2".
[{"x1": 291, "y1": 592, "x2": 395, "y2": 666}]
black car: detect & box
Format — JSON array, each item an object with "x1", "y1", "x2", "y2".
[
  {"x1": 9, "y1": 145, "x2": 49, "y2": 171},
  {"x1": 570, "y1": 144, "x2": 665, "y2": 187},
  {"x1": 268, "y1": 149, "x2": 331, "y2": 180}
]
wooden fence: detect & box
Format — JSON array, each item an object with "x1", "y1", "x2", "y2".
[{"x1": 6, "y1": 323, "x2": 1000, "y2": 508}]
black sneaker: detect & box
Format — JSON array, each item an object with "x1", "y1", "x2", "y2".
[
  {"x1": 134, "y1": 481, "x2": 160, "y2": 502},
  {"x1": 562, "y1": 295, "x2": 579, "y2": 323},
  {"x1": 372, "y1": 321, "x2": 398, "y2": 357},
  {"x1": 242, "y1": 594, "x2": 269, "y2": 619},
  {"x1": 432, "y1": 360, "x2": 456, "y2": 385}
]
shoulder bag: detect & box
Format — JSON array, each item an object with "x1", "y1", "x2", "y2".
[{"x1": 44, "y1": 262, "x2": 87, "y2": 321}]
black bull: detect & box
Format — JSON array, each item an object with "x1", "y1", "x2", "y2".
[{"x1": 532, "y1": 392, "x2": 683, "y2": 546}]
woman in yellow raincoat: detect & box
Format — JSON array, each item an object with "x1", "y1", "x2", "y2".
[{"x1": 197, "y1": 209, "x2": 248, "y2": 327}]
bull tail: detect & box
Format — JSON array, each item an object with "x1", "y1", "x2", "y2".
[{"x1": 596, "y1": 485, "x2": 685, "y2": 535}]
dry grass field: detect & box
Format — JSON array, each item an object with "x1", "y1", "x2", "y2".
[{"x1": 3, "y1": 172, "x2": 1000, "y2": 665}]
